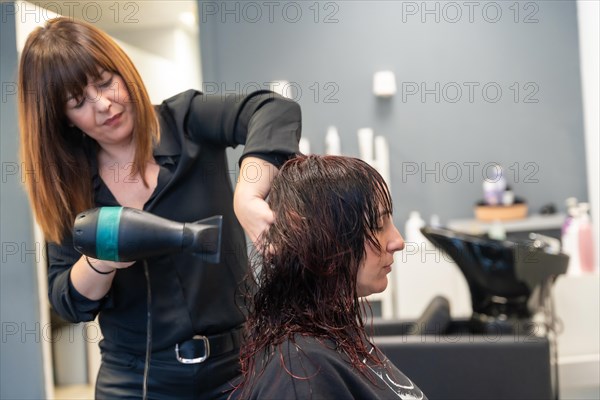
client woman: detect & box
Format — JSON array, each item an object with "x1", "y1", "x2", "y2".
[{"x1": 233, "y1": 155, "x2": 427, "y2": 399}]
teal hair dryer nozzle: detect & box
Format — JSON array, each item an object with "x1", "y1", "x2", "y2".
[{"x1": 73, "y1": 207, "x2": 223, "y2": 263}]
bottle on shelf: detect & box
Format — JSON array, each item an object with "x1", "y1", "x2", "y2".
[
  {"x1": 488, "y1": 219, "x2": 507, "y2": 241},
  {"x1": 562, "y1": 202, "x2": 581, "y2": 275},
  {"x1": 578, "y1": 202, "x2": 596, "y2": 274},
  {"x1": 483, "y1": 164, "x2": 507, "y2": 206},
  {"x1": 502, "y1": 185, "x2": 515, "y2": 206},
  {"x1": 325, "y1": 126, "x2": 341, "y2": 155},
  {"x1": 405, "y1": 211, "x2": 426, "y2": 250},
  {"x1": 561, "y1": 197, "x2": 578, "y2": 237}
]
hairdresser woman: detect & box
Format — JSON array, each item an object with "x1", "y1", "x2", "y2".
[{"x1": 18, "y1": 17, "x2": 300, "y2": 399}]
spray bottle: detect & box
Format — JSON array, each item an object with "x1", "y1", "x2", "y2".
[{"x1": 578, "y1": 202, "x2": 596, "y2": 273}]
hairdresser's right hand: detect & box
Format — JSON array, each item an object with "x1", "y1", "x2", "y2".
[
  {"x1": 86, "y1": 256, "x2": 136, "y2": 272},
  {"x1": 71, "y1": 256, "x2": 135, "y2": 301}
]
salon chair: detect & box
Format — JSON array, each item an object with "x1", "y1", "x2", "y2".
[{"x1": 370, "y1": 227, "x2": 568, "y2": 400}]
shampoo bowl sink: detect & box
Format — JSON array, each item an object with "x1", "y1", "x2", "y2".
[{"x1": 420, "y1": 226, "x2": 569, "y2": 325}]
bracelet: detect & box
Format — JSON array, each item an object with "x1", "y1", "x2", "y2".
[{"x1": 85, "y1": 256, "x2": 116, "y2": 275}]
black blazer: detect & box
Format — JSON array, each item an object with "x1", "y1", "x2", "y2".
[{"x1": 47, "y1": 90, "x2": 301, "y2": 354}]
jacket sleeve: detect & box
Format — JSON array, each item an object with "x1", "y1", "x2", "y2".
[
  {"x1": 184, "y1": 89, "x2": 302, "y2": 168},
  {"x1": 47, "y1": 236, "x2": 112, "y2": 323}
]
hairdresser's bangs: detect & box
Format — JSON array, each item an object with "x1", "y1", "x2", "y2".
[{"x1": 47, "y1": 42, "x2": 113, "y2": 104}]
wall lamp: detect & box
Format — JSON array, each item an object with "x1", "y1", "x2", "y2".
[{"x1": 373, "y1": 70, "x2": 397, "y2": 98}]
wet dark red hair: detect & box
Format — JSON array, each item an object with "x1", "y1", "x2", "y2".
[{"x1": 235, "y1": 155, "x2": 393, "y2": 397}]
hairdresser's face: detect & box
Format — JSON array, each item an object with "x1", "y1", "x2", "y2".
[
  {"x1": 65, "y1": 70, "x2": 134, "y2": 147},
  {"x1": 357, "y1": 213, "x2": 404, "y2": 297}
]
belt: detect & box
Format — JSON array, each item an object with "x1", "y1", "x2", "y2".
[{"x1": 173, "y1": 326, "x2": 243, "y2": 364}]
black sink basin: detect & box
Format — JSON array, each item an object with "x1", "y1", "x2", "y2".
[{"x1": 420, "y1": 226, "x2": 569, "y2": 330}]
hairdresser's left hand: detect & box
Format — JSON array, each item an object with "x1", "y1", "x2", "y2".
[{"x1": 234, "y1": 157, "x2": 278, "y2": 248}]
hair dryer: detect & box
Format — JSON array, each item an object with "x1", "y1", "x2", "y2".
[{"x1": 72, "y1": 207, "x2": 223, "y2": 263}]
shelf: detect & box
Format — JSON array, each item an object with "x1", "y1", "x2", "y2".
[{"x1": 447, "y1": 213, "x2": 565, "y2": 234}]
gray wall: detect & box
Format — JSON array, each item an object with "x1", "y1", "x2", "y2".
[
  {"x1": 199, "y1": 0, "x2": 587, "y2": 227},
  {"x1": 1, "y1": 2, "x2": 46, "y2": 398}
]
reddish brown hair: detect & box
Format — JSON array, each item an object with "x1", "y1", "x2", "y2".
[
  {"x1": 18, "y1": 17, "x2": 158, "y2": 243},
  {"x1": 236, "y1": 155, "x2": 393, "y2": 397}
]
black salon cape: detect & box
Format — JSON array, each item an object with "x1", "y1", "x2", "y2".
[
  {"x1": 47, "y1": 90, "x2": 301, "y2": 355},
  {"x1": 245, "y1": 335, "x2": 427, "y2": 400}
]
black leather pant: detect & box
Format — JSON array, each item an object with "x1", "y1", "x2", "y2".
[{"x1": 95, "y1": 347, "x2": 241, "y2": 399}]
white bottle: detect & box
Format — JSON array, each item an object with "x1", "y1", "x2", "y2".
[
  {"x1": 488, "y1": 220, "x2": 507, "y2": 241},
  {"x1": 325, "y1": 126, "x2": 341, "y2": 155},
  {"x1": 357, "y1": 128, "x2": 374, "y2": 165},
  {"x1": 374, "y1": 136, "x2": 390, "y2": 188},
  {"x1": 299, "y1": 137, "x2": 311, "y2": 155},
  {"x1": 502, "y1": 188, "x2": 515, "y2": 206},
  {"x1": 563, "y1": 205, "x2": 581, "y2": 275},
  {"x1": 405, "y1": 211, "x2": 426, "y2": 250}
]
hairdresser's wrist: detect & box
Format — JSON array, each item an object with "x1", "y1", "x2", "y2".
[
  {"x1": 85, "y1": 256, "x2": 116, "y2": 275},
  {"x1": 83, "y1": 256, "x2": 136, "y2": 272},
  {"x1": 234, "y1": 157, "x2": 279, "y2": 247},
  {"x1": 71, "y1": 256, "x2": 116, "y2": 301}
]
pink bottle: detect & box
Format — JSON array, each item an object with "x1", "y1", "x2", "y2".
[{"x1": 578, "y1": 203, "x2": 596, "y2": 273}]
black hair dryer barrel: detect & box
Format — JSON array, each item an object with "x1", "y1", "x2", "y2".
[{"x1": 72, "y1": 207, "x2": 223, "y2": 263}]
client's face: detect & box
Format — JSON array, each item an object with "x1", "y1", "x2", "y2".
[{"x1": 357, "y1": 214, "x2": 405, "y2": 297}]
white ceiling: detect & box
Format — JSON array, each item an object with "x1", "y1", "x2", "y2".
[{"x1": 34, "y1": 1, "x2": 198, "y2": 32}]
